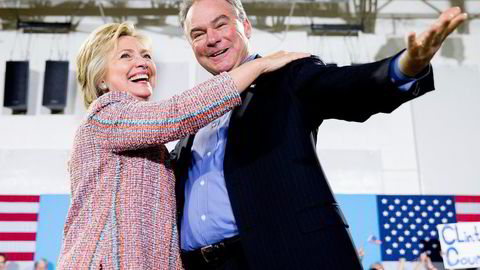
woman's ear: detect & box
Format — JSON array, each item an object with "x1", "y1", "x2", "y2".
[{"x1": 99, "y1": 81, "x2": 108, "y2": 91}]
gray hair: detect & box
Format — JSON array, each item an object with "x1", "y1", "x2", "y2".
[{"x1": 179, "y1": 0, "x2": 248, "y2": 29}]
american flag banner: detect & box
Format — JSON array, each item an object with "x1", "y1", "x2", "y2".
[
  {"x1": 454, "y1": 195, "x2": 480, "y2": 222},
  {"x1": 0, "y1": 193, "x2": 476, "y2": 269},
  {"x1": 0, "y1": 195, "x2": 39, "y2": 264},
  {"x1": 377, "y1": 195, "x2": 480, "y2": 262}
]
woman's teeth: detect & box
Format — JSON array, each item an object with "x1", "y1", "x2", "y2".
[{"x1": 129, "y1": 74, "x2": 149, "y2": 82}]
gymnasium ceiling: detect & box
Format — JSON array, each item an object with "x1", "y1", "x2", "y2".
[{"x1": 0, "y1": 0, "x2": 477, "y2": 34}]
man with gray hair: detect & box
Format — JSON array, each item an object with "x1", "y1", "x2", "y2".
[{"x1": 172, "y1": 0, "x2": 466, "y2": 269}]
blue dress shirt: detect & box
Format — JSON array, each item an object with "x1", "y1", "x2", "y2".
[{"x1": 180, "y1": 53, "x2": 429, "y2": 251}]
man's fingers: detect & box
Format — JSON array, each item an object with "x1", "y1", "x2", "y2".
[
  {"x1": 406, "y1": 32, "x2": 417, "y2": 52},
  {"x1": 437, "y1": 7, "x2": 467, "y2": 39},
  {"x1": 423, "y1": 8, "x2": 454, "y2": 48},
  {"x1": 435, "y1": 14, "x2": 452, "y2": 43},
  {"x1": 433, "y1": 12, "x2": 467, "y2": 48},
  {"x1": 424, "y1": 17, "x2": 452, "y2": 49},
  {"x1": 423, "y1": 26, "x2": 439, "y2": 49},
  {"x1": 438, "y1": 6, "x2": 462, "y2": 21},
  {"x1": 445, "y1": 12, "x2": 468, "y2": 37},
  {"x1": 420, "y1": 7, "x2": 467, "y2": 51}
]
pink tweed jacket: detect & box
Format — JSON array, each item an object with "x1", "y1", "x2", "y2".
[{"x1": 57, "y1": 73, "x2": 241, "y2": 270}]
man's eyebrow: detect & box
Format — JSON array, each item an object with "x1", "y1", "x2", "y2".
[
  {"x1": 190, "y1": 14, "x2": 230, "y2": 35},
  {"x1": 212, "y1": 14, "x2": 230, "y2": 25}
]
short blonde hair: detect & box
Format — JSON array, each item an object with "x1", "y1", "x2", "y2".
[{"x1": 76, "y1": 22, "x2": 151, "y2": 108}]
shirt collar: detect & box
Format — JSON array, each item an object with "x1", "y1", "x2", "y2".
[{"x1": 241, "y1": 53, "x2": 259, "y2": 65}]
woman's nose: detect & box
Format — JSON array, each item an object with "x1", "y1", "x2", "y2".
[{"x1": 135, "y1": 56, "x2": 148, "y2": 69}]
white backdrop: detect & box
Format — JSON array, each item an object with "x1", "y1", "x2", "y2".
[{"x1": 0, "y1": 16, "x2": 479, "y2": 196}]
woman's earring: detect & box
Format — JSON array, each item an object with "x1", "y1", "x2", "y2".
[{"x1": 99, "y1": 82, "x2": 108, "y2": 91}]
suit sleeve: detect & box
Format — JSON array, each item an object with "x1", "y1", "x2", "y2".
[
  {"x1": 86, "y1": 72, "x2": 241, "y2": 151},
  {"x1": 288, "y1": 51, "x2": 435, "y2": 126}
]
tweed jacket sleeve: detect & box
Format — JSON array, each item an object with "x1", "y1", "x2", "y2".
[{"x1": 86, "y1": 72, "x2": 241, "y2": 151}]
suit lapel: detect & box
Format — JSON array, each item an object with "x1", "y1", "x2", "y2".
[
  {"x1": 231, "y1": 54, "x2": 261, "y2": 121},
  {"x1": 225, "y1": 83, "x2": 256, "y2": 180},
  {"x1": 174, "y1": 134, "x2": 195, "y2": 225},
  {"x1": 231, "y1": 84, "x2": 256, "y2": 121},
  {"x1": 174, "y1": 135, "x2": 195, "y2": 196},
  {"x1": 174, "y1": 135, "x2": 195, "y2": 169}
]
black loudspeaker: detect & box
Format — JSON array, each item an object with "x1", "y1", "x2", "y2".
[
  {"x1": 4, "y1": 61, "x2": 29, "y2": 111},
  {"x1": 42, "y1": 60, "x2": 69, "y2": 111}
]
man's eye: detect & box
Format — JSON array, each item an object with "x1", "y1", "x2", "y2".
[
  {"x1": 192, "y1": 32, "x2": 204, "y2": 39},
  {"x1": 217, "y1": 23, "x2": 226, "y2": 28}
]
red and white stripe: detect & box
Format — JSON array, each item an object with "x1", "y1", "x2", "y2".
[
  {"x1": 0, "y1": 195, "x2": 39, "y2": 263},
  {"x1": 455, "y1": 195, "x2": 480, "y2": 222}
]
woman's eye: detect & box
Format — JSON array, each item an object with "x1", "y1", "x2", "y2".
[
  {"x1": 120, "y1": 53, "x2": 130, "y2": 59},
  {"x1": 144, "y1": 54, "x2": 152, "y2": 59}
]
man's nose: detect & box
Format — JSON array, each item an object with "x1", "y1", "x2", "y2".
[{"x1": 206, "y1": 29, "x2": 221, "y2": 46}]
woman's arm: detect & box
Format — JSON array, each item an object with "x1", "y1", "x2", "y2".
[
  {"x1": 88, "y1": 72, "x2": 239, "y2": 151},
  {"x1": 88, "y1": 51, "x2": 309, "y2": 151}
]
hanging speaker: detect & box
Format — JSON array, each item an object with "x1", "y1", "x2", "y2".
[
  {"x1": 42, "y1": 60, "x2": 69, "y2": 111},
  {"x1": 4, "y1": 61, "x2": 29, "y2": 111}
]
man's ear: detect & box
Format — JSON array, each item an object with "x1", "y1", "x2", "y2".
[{"x1": 243, "y1": 18, "x2": 252, "y2": 39}]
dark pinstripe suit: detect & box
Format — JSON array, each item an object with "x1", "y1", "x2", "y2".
[{"x1": 172, "y1": 54, "x2": 434, "y2": 270}]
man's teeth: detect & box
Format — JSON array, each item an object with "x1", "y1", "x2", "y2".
[
  {"x1": 212, "y1": 49, "x2": 227, "y2": 57},
  {"x1": 129, "y1": 74, "x2": 148, "y2": 81}
]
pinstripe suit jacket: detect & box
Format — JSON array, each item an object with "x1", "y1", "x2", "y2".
[{"x1": 173, "y1": 54, "x2": 435, "y2": 270}]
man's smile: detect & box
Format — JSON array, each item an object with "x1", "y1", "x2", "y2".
[{"x1": 210, "y1": 48, "x2": 229, "y2": 58}]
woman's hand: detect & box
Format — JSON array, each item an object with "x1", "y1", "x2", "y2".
[
  {"x1": 258, "y1": 51, "x2": 311, "y2": 73},
  {"x1": 228, "y1": 51, "x2": 310, "y2": 93}
]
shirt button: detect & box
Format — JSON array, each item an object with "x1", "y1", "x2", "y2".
[
  {"x1": 212, "y1": 122, "x2": 218, "y2": 128},
  {"x1": 200, "y1": 180, "x2": 205, "y2": 186},
  {"x1": 207, "y1": 151, "x2": 211, "y2": 157},
  {"x1": 201, "y1": 215, "x2": 206, "y2": 221}
]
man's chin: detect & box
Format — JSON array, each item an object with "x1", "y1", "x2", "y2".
[{"x1": 207, "y1": 64, "x2": 234, "y2": 75}]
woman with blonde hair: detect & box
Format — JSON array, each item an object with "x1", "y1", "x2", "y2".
[{"x1": 56, "y1": 22, "x2": 307, "y2": 269}]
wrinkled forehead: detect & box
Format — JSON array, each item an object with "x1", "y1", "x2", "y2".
[{"x1": 186, "y1": 0, "x2": 238, "y2": 27}]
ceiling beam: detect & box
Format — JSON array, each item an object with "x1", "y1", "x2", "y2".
[{"x1": 0, "y1": 2, "x2": 348, "y2": 18}]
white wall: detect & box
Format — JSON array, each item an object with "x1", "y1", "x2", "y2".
[{"x1": 0, "y1": 15, "x2": 479, "y2": 196}]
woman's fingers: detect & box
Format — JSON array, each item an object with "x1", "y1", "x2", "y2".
[{"x1": 262, "y1": 51, "x2": 310, "y2": 73}]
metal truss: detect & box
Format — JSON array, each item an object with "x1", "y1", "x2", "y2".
[{"x1": 0, "y1": 0, "x2": 476, "y2": 34}]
